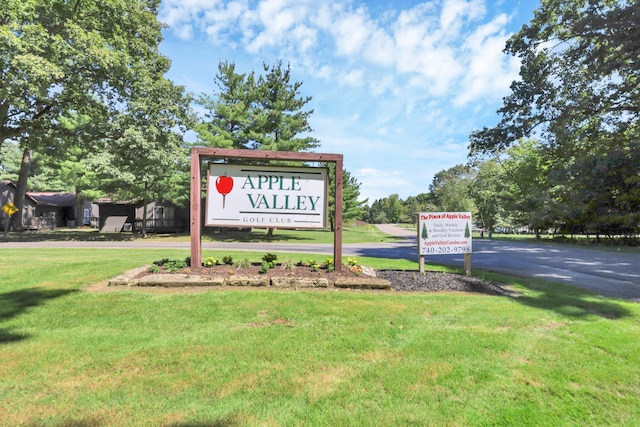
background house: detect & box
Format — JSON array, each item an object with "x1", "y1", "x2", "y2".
[
  {"x1": 86, "y1": 198, "x2": 188, "y2": 233},
  {"x1": 1, "y1": 180, "x2": 76, "y2": 230},
  {"x1": 135, "y1": 200, "x2": 188, "y2": 233}
]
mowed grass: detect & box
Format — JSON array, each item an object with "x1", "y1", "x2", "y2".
[{"x1": 1, "y1": 249, "x2": 639, "y2": 426}]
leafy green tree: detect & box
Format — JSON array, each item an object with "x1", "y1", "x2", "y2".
[
  {"x1": 250, "y1": 61, "x2": 319, "y2": 153},
  {"x1": 497, "y1": 140, "x2": 555, "y2": 238},
  {"x1": 2, "y1": 0, "x2": 188, "y2": 230},
  {"x1": 383, "y1": 194, "x2": 404, "y2": 224},
  {"x1": 0, "y1": 140, "x2": 21, "y2": 182},
  {"x1": 97, "y1": 74, "x2": 193, "y2": 236},
  {"x1": 429, "y1": 164, "x2": 475, "y2": 212},
  {"x1": 404, "y1": 193, "x2": 437, "y2": 224},
  {"x1": 366, "y1": 199, "x2": 387, "y2": 224},
  {"x1": 468, "y1": 158, "x2": 507, "y2": 234},
  {"x1": 469, "y1": 0, "x2": 640, "y2": 239}
]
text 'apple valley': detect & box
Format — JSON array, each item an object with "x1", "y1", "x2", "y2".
[{"x1": 206, "y1": 164, "x2": 328, "y2": 229}]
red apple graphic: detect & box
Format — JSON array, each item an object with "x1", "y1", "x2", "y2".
[{"x1": 215, "y1": 175, "x2": 234, "y2": 208}]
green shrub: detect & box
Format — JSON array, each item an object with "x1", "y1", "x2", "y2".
[
  {"x1": 222, "y1": 255, "x2": 234, "y2": 265},
  {"x1": 259, "y1": 262, "x2": 272, "y2": 274},
  {"x1": 164, "y1": 260, "x2": 187, "y2": 273},
  {"x1": 262, "y1": 253, "x2": 278, "y2": 264}
]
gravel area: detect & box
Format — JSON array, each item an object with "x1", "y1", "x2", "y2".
[{"x1": 377, "y1": 270, "x2": 516, "y2": 296}]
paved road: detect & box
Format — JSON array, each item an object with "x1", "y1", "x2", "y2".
[{"x1": 2, "y1": 224, "x2": 639, "y2": 301}]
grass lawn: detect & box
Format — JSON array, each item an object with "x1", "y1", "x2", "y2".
[{"x1": 1, "y1": 248, "x2": 639, "y2": 426}]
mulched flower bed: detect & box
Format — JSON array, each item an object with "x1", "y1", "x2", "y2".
[{"x1": 376, "y1": 270, "x2": 515, "y2": 296}]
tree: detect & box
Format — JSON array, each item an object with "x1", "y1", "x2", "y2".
[
  {"x1": 195, "y1": 61, "x2": 254, "y2": 150},
  {"x1": 197, "y1": 60, "x2": 319, "y2": 153},
  {"x1": 326, "y1": 164, "x2": 368, "y2": 231},
  {"x1": 367, "y1": 198, "x2": 388, "y2": 224},
  {"x1": 469, "y1": 0, "x2": 640, "y2": 239},
  {"x1": 468, "y1": 158, "x2": 508, "y2": 234},
  {"x1": 383, "y1": 194, "x2": 404, "y2": 224},
  {"x1": 2, "y1": 0, "x2": 187, "y2": 230},
  {"x1": 503, "y1": 140, "x2": 556, "y2": 237},
  {"x1": 404, "y1": 193, "x2": 437, "y2": 224},
  {"x1": 250, "y1": 61, "x2": 319, "y2": 153},
  {"x1": 429, "y1": 164, "x2": 475, "y2": 212},
  {"x1": 96, "y1": 74, "x2": 193, "y2": 237}
]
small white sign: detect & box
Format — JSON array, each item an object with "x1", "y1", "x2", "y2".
[
  {"x1": 206, "y1": 164, "x2": 328, "y2": 229},
  {"x1": 418, "y1": 212, "x2": 472, "y2": 255}
]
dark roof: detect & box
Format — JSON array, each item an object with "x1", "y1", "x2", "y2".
[
  {"x1": 26, "y1": 192, "x2": 76, "y2": 207},
  {"x1": 94, "y1": 197, "x2": 139, "y2": 205}
]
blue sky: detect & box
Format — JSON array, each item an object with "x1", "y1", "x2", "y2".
[{"x1": 158, "y1": 0, "x2": 539, "y2": 203}]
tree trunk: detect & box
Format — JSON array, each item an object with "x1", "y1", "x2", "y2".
[
  {"x1": 10, "y1": 148, "x2": 32, "y2": 231},
  {"x1": 75, "y1": 186, "x2": 83, "y2": 228},
  {"x1": 141, "y1": 198, "x2": 148, "y2": 238},
  {"x1": 266, "y1": 227, "x2": 275, "y2": 237}
]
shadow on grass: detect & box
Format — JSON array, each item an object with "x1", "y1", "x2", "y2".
[
  {"x1": 511, "y1": 281, "x2": 633, "y2": 320},
  {"x1": 202, "y1": 229, "x2": 317, "y2": 243},
  {"x1": 0, "y1": 229, "x2": 135, "y2": 242},
  {"x1": 0, "y1": 229, "x2": 320, "y2": 243},
  {"x1": 0, "y1": 287, "x2": 78, "y2": 344}
]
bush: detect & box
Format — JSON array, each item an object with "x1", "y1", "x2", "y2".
[
  {"x1": 262, "y1": 253, "x2": 278, "y2": 264},
  {"x1": 164, "y1": 260, "x2": 186, "y2": 273},
  {"x1": 259, "y1": 262, "x2": 272, "y2": 274}
]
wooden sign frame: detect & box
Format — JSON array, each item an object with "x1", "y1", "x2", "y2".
[{"x1": 190, "y1": 147, "x2": 343, "y2": 270}]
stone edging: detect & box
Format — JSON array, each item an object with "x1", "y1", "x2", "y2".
[{"x1": 109, "y1": 267, "x2": 392, "y2": 291}]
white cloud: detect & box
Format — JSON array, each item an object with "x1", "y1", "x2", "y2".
[
  {"x1": 161, "y1": 0, "x2": 519, "y2": 105},
  {"x1": 243, "y1": 0, "x2": 309, "y2": 52},
  {"x1": 454, "y1": 13, "x2": 520, "y2": 105},
  {"x1": 339, "y1": 69, "x2": 365, "y2": 87},
  {"x1": 355, "y1": 168, "x2": 410, "y2": 201}
]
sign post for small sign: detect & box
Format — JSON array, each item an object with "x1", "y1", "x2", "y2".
[{"x1": 417, "y1": 212, "x2": 473, "y2": 275}]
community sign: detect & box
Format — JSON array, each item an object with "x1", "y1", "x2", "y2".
[
  {"x1": 418, "y1": 212, "x2": 473, "y2": 255},
  {"x1": 206, "y1": 164, "x2": 328, "y2": 229}
]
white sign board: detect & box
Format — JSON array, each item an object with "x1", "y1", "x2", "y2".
[
  {"x1": 418, "y1": 212, "x2": 472, "y2": 255},
  {"x1": 206, "y1": 164, "x2": 328, "y2": 229}
]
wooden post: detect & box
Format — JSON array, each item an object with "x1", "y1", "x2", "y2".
[
  {"x1": 419, "y1": 255, "x2": 425, "y2": 273},
  {"x1": 190, "y1": 148, "x2": 202, "y2": 268},
  {"x1": 334, "y1": 157, "x2": 343, "y2": 271},
  {"x1": 464, "y1": 253, "x2": 471, "y2": 276}
]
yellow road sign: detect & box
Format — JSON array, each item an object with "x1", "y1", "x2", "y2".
[{"x1": 2, "y1": 202, "x2": 18, "y2": 216}]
